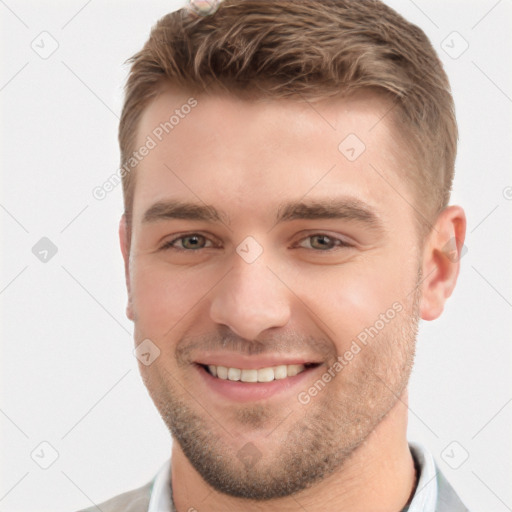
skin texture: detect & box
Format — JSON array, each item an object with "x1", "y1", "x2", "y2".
[{"x1": 119, "y1": 85, "x2": 466, "y2": 512}]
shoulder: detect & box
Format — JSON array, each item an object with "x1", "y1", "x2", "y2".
[{"x1": 74, "y1": 479, "x2": 152, "y2": 512}]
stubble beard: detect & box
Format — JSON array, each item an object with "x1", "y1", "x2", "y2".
[{"x1": 145, "y1": 277, "x2": 422, "y2": 500}]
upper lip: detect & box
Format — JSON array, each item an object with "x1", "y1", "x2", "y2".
[{"x1": 194, "y1": 353, "x2": 322, "y2": 370}]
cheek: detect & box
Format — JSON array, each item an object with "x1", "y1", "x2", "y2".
[
  {"x1": 130, "y1": 263, "x2": 211, "y2": 336},
  {"x1": 304, "y1": 256, "x2": 412, "y2": 346}
]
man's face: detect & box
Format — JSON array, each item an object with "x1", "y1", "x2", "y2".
[{"x1": 122, "y1": 87, "x2": 423, "y2": 499}]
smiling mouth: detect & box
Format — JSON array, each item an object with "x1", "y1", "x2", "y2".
[{"x1": 200, "y1": 363, "x2": 321, "y2": 383}]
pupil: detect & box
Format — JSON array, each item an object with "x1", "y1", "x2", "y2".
[{"x1": 314, "y1": 235, "x2": 331, "y2": 249}]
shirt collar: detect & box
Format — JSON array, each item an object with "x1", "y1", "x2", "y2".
[
  {"x1": 148, "y1": 442, "x2": 438, "y2": 512},
  {"x1": 148, "y1": 457, "x2": 174, "y2": 512},
  {"x1": 406, "y1": 442, "x2": 438, "y2": 511}
]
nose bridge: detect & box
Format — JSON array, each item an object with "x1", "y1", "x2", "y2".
[{"x1": 209, "y1": 252, "x2": 291, "y2": 340}]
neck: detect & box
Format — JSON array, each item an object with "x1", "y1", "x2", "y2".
[{"x1": 171, "y1": 388, "x2": 416, "y2": 512}]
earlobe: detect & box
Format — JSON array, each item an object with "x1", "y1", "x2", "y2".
[
  {"x1": 419, "y1": 205, "x2": 467, "y2": 321},
  {"x1": 119, "y1": 214, "x2": 134, "y2": 321}
]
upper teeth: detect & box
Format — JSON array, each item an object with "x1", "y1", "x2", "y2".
[{"x1": 207, "y1": 364, "x2": 306, "y2": 382}]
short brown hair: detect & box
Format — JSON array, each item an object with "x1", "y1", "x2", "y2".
[{"x1": 119, "y1": 0, "x2": 457, "y2": 236}]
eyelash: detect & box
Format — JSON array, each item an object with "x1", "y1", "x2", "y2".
[{"x1": 160, "y1": 233, "x2": 353, "y2": 252}]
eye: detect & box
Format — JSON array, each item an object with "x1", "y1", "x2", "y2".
[
  {"x1": 160, "y1": 232, "x2": 352, "y2": 253},
  {"x1": 161, "y1": 233, "x2": 215, "y2": 251},
  {"x1": 295, "y1": 233, "x2": 352, "y2": 251}
]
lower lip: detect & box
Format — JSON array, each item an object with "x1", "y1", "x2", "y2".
[{"x1": 194, "y1": 364, "x2": 321, "y2": 403}]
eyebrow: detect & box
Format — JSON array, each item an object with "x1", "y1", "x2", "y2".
[
  {"x1": 142, "y1": 197, "x2": 384, "y2": 231},
  {"x1": 142, "y1": 201, "x2": 230, "y2": 225},
  {"x1": 275, "y1": 198, "x2": 383, "y2": 229}
]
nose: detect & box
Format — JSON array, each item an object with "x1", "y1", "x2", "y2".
[{"x1": 209, "y1": 254, "x2": 291, "y2": 341}]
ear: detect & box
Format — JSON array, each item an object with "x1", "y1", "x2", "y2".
[
  {"x1": 119, "y1": 214, "x2": 134, "y2": 321},
  {"x1": 419, "y1": 205, "x2": 467, "y2": 321}
]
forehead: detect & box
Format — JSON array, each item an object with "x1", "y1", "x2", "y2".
[{"x1": 131, "y1": 85, "x2": 413, "y2": 228}]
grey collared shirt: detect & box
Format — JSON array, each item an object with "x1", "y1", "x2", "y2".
[{"x1": 148, "y1": 442, "x2": 471, "y2": 512}]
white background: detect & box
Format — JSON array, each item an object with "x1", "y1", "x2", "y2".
[{"x1": 1, "y1": 1, "x2": 511, "y2": 511}]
